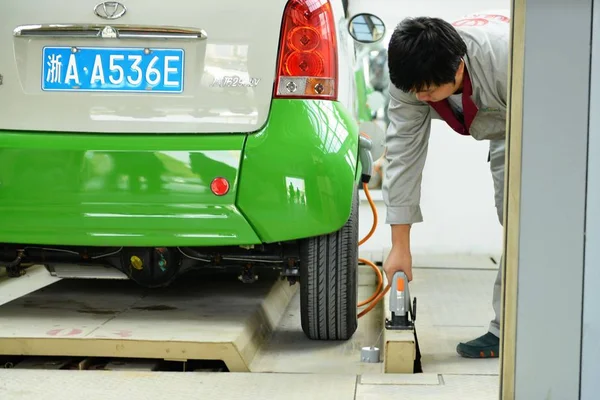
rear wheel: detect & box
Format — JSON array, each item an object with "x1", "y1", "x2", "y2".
[{"x1": 300, "y1": 187, "x2": 359, "y2": 340}]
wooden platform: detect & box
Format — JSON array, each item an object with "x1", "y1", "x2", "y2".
[
  {"x1": 0, "y1": 269, "x2": 297, "y2": 372},
  {"x1": 0, "y1": 265, "x2": 62, "y2": 307},
  {"x1": 381, "y1": 274, "x2": 418, "y2": 374}
]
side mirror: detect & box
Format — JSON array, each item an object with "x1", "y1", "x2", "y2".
[{"x1": 348, "y1": 13, "x2": 386, "y2": 44}]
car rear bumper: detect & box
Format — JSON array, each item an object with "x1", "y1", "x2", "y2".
[
  {"x1": 0, "y1": 99, "x2": 360, "y2": 247},
  {"x1": 0, "y1": 132, "x2": 261, "y2": 247}
]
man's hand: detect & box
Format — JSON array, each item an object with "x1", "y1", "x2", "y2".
[
  {"x1": 383, "y1": 224, "x2": 413, "y2": 284},
  {"x1": 383, "y1": 245, "x2": 413, "y2": 285}
]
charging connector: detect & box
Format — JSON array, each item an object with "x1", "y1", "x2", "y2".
[{"x1": 358, "y1": 135, "x2": 373, "y2": 184}]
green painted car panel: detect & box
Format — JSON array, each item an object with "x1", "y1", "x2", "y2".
[
  {"x1": 237, "y1": 99, "x2": 359, "y2": 243},
  {"x1": 0, "y1": 99, "x2": 359, "y2": 247},
  {"x1": 0, "y1": 133, "x2": 261, "y2": 247}
]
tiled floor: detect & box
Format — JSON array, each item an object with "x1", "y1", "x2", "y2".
[
  {"x1": 410, "y1": 268, "x2": 500, "y2": 376},
  {"x1": 356, "y1": 374, "x2": 500, "y2": 400},
  {"x1": 250, "y1": 263, "x2": 501, "y2": 399},
  {"x1": 0, "y1": 258, "x2": 502, "y2": 399},
  {"x1": 0, "y1": 370, "x2": 359, "y2": 400}
]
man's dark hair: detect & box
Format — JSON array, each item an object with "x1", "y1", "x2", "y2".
[{"x1": 387, "y1": 17, "x2": 467, "y2": 92}]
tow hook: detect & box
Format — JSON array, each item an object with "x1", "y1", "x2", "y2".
[
  {"x1": 3, "y1": 251, "x2": 25, "y2": 277},
  {"x1": 238, "y1": 263, "x2": 258, "y2": 284}
]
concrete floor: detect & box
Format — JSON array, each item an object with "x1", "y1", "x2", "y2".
[
  {"x1": 0, "y1": 369, "x2": 499, "y2": 399},
  {"x1": 249, "y1": 262, "x2": 501, "y2": 399},
  {"x1": 0, "y1": 257, "x2": 501, "y2": 399}
]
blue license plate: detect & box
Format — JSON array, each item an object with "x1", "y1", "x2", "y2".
[{"x1": 42, "y1": 46, "x2": 185, "y2": 93}]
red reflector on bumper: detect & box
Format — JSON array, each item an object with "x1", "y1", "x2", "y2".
[{"x1": 211, "y1": 177, "x2": 230, "y2": 196}]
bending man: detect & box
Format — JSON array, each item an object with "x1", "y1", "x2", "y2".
[{"x1": 382, "y1": 11, "x2": 510, "y2": 358}]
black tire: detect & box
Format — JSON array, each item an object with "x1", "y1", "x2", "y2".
[{"x1": 300, "y1": 187, "x2": 359, "y2": 340}]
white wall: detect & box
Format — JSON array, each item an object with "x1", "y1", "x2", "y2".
[{"x1": 351, "y1": 0, "x2": 508, "y2": 257}]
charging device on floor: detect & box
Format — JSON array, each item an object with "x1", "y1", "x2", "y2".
[
  {"x1": 385, "y1": 271, "x2": 417, "y2": 330},
  {"x1": 385, "y1": 271, "x2": 422, "y2": 372}
]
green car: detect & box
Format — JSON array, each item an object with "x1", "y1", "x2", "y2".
[{"x1": 0, "y1": 0, "x2": 386, "y2": 341}]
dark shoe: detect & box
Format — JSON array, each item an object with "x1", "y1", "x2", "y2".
[{"x1": 456, "y1": 332, "x2": 499, "y2": 358}]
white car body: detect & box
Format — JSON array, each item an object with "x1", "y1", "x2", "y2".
[{"x1": 2, "y1": 0, "x2": 360, "y2": 134}]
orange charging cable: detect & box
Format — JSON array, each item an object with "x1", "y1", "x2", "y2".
[{"x1": 357, "y1": 181, "x2": 391, "y2": 319}]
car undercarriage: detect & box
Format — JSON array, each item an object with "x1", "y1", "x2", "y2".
[{"x1": 0, "y1": 242, "x2": 302, "y2": 288}]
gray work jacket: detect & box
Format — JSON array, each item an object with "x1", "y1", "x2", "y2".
[{"x1": 382, "y1": 10, "x2": 511, "y2": 225}]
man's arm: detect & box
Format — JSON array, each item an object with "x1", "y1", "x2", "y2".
[
  {"x1": 383, "y1": 84, "x2": 433, "y2": 235},
  {"x1": 381, "y1": 85, "x2": 432, "y2": 282}
]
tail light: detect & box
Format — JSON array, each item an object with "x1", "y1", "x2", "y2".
[{"x1": 274, "y1": 0, "x2": 338, "y2": 100}]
